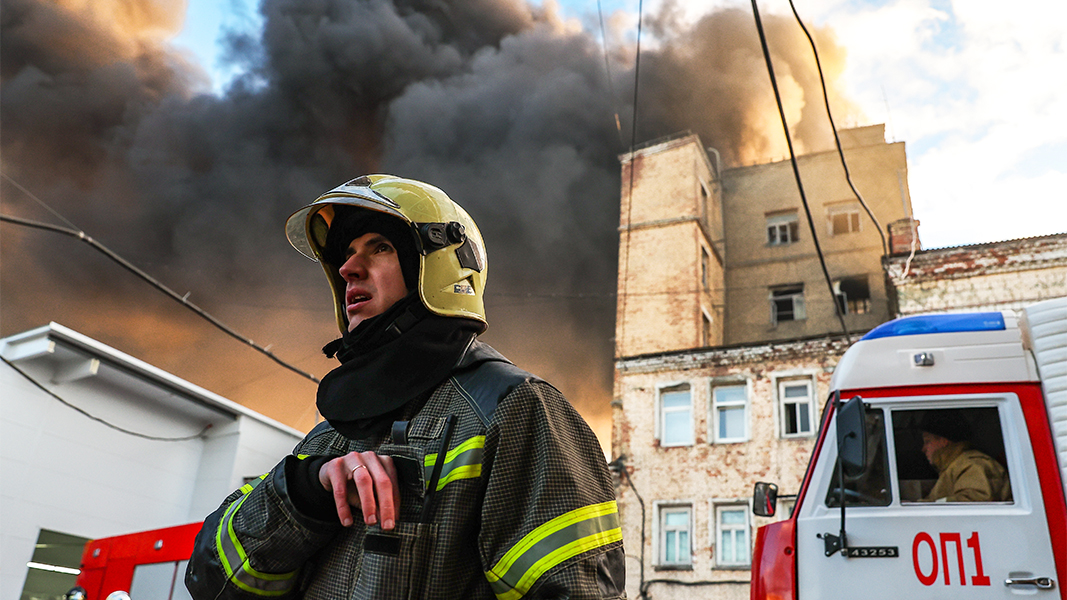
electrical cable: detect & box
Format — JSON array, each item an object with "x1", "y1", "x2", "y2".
[
  {"x1": 617, "y1": 0, "x2": 645, "y2": 359},
  {"x1": 609, "y1": 456, "x2": 646, "y2": 599},
  {"x1": 1, "y1": 355, "x2": 212, "y2": 442},
  {"x1": 0, "y1": 213, "x2": 321, "y2": 384},
  {"x1": 749, "y1": 0, "x2": 852, "y2": 344},
  {"x1": 786, "y1": 0, "x2": 888, "y2": 257},
  {"x1": 596, "y1": 0, "x2": 624, "y2": 144}
]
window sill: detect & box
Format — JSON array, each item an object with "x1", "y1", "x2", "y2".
[
  {"x1": 653, "y1": 564, "x2": 694, "y2": 572},
  {"x1": 714, "y1": 564, "x2": 752, "y2": 571}
]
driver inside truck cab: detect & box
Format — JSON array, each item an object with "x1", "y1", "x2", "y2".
[{"x1": 919, "y1": 409, "x2": 1012, "y2": 503}]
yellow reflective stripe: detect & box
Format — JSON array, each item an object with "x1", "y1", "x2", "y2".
[
  {"x1": 424, "y1": 435, "x2": 485, "y2": 465},
  {"x1": 238, "y1": 473, "x2": 268, "y2": 496},
  {"x1": 438, "y1": 464, "x2": 482, "y2": 488},
  {"x1": 424, "y1": 435, "x2": 485, "y2": 491},
  {"x1": 216, "y1": 486, "x2": 298, "y2": 596},
  {"x1": 485, "y1": 501, "x2": 622, "y2": 600}
]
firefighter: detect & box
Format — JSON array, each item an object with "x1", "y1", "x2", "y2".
[
  {"x1": 920, "y1": 410, "x2": 1012, "y2": 503},
  {"x1": 185, "y1": 175, "x2": 625, "y2": 599}
]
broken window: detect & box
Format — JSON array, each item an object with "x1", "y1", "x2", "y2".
[
  {"x1": 828, "y1": 204, "x2": 861, "y2": 236},
  {"x1": 767, "y1": 212, "x2": 800, "y2": 245},
  {"x1": 770, "y1": 286, "x2": 806, "y2": 324},
  {"x1": 835, "y1": 276, "x2": 871, "y2": 315}
]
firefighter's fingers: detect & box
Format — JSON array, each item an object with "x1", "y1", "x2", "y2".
[
  {"x1": 319, "y1": 456, "x2": 359, "y2": 527},
  {"x1": 352, "y1": 452, "x2": 398, "y2": 531}
]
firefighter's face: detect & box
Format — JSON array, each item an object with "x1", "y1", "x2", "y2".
[
  {"x1": 921, "y1": 432, "x2": 951, "y2": 464},
  {"x1": 338, "y1": 232, "x2": 409, "y2": 331}
]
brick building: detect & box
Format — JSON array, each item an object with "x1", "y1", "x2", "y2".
[
  {"x1": 885, "y1": 232, "x2": 1067, "y2": 315},
  {"x1": 612, "y1": 125, "x2": 912, "y2": 599},
  {"x1": 611, "y1": 125, "x2": 1067, "y2": 599}
]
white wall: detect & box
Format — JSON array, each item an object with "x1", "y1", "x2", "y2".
[{"x1": 0, "y1": 326, "x2": 305, "y2": 600}]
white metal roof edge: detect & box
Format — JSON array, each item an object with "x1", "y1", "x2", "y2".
[{"x1": 2, "y1": 322, "x2": 306, "y2": 438}]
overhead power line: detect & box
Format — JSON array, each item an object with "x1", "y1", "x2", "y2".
[
  {"x1": 749, "y1": 0, "x2": 852, "y2": 344},
  {"x1": 1, "y1": 354, "x2": 213, "y2": 442},
  {"x1": 787, "y1": 1, "x2": 888, "y2": 257},
  {"x1": 0, "y1": 184, "x2": 321, "y2": 385}
]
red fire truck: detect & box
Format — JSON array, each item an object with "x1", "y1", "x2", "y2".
[
  {"x1": 751, "y1": 297, "x2": 1066, "y2": 599},
  {"x1": 70, "y1": 522, "x2": 202, "y2": 600}
]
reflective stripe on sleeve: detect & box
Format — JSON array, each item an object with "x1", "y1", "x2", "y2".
[
  {"x1": 423, "y1": 435, "x2": 485, "y2": 491},
  {"x1": 484, "y1": 500, "x2": 623, "y2": 600},
  {"x1": 238, "y1": 473, "x2": 267, "y2": 496},
  {"x1": 215, "y1": 485, "x2": 299, "y2": 596}
]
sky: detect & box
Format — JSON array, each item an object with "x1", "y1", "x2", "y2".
[
  {"x1": 2, "y1": 0, "x2": 1064, "y2": 452},
  {"x1": 175, "y1": 0, "x2": 1067, "y2": 249}
]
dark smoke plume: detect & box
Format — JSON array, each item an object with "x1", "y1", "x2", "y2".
[{"x1": 1, "y1": 0, "x2": 857, "y2": 447}]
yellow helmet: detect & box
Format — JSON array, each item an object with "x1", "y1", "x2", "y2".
[{"x1": 285, "y1": 174, "x2": 488, "y2": 333}]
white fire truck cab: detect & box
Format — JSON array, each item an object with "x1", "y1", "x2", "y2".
[{"x1": 751, "y1": 297, "x2": 1067, "y2": 599}]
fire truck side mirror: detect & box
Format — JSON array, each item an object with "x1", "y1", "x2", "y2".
[
  {"x1": 837, "y1": 395, "x2": 867, "y2": 477},
  {"x1": 753, "y1": 482, "x2": 779, "y2": 517}
]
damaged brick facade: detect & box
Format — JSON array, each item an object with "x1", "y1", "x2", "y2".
[
  {"x1": 612, "y1": 127, "x2": 1065, "y2": 599},
  {"x1": 885, "y1": 232, "x2": 1067, "y2": 315},
  {"x1": 613, "y1": 126, "x2": 910, "y2": 599}
]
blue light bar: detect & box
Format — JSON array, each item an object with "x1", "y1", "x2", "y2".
[{"x1": 861, "y1": 312, "x2": 1005, "y2": 341}]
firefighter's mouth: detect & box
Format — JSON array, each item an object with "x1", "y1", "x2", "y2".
[{"x1": 347, "y1": 294, "x2": 371, "y2": 308}]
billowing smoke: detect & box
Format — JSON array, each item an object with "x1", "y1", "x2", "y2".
[{"x1": 1, "y1": 0, "x2": 856, "y2": 449}]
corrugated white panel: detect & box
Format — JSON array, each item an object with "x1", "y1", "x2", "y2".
[{"x1": 1023, "y1": 296, "x2": 1067, "y2": 493}]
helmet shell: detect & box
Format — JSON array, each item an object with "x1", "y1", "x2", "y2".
[{"x1": 286, "y1": 175, "x2": 488, "y2": 333}]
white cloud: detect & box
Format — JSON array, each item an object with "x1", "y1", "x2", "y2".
[{"x1": 789, "y1": 0, "x2": 1067, "y2": 247}]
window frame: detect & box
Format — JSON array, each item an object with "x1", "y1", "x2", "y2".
[
  {"x1": 655, "y1": 502, "x2": 694, "y2": 568},
  {"x1": 834, "y1": 276, "x2": 871, "y2": 315},
  {"x1": 656, "y1": 382, "x2": 694, "y2": 447},
  {"x1": 709, "y1": 379, "x2": 749, "y2": 444},
  {"x1": 711, "y1": 500, "x2": 752, "y2": 568},
  {"x1": 766, "y1": 212, "x2": 800, "y2": 246},
  {"x1": 777, "y1": 376, "x2": 816, "y2": 439},
  {"x1": 827, "y1": 203, "x2": 862, "y2": 236},
  {"x1": 770, "y1": 285, "x2": 806, "y2": 325}
]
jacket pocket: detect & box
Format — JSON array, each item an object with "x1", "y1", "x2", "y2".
[{"x1": 353, "y1": 522, "x2": 438, "y2": 600}]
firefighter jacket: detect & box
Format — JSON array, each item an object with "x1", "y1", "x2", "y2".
[
  {"x1": 925, "y1": 441, "x2": 1012, "y2": 503},
  {"x1": 185, "y1": 341, "x2": 626, "y2": 599}
]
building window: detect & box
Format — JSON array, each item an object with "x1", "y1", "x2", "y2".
[
  {"x1": 834, "y1": 276, "x2": 871, "y2": 315},
  {"x1": 711, "y1": 384, "x2": 747, "y2": 443},
  {"x1": 714, "y1": 504, "x2": 751, "y2": 567},
  {"x1": 828, "y1": 204, "x2": 861, "y2": 236},
  {"x1": 767, "y1": 212, "x2": 800, "y2": 245},
  {"x1": 780, "y1": 379, "x2": 814, "y2": 437},
  {"x1": 701, "y1": 248, "x2": 710, "y2": 290},
  {"x1": 658, "y1": 384, "x2": 693, "y2": 446},
  {"x1": 770, "y1": 286, "x2": 806, "y2": 324},
  {"x1": 659, "y1": 505, "x2": 692, "y2": 566},
  {"x1": 702, "y1": 312, "x2": 712, "y2": 347}
]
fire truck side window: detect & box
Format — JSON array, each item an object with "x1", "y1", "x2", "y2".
[
  {"x1": 825, "y1": 408, "x2": 892, "y2": 507},
  {"x1": 893, "y1": 407, "x2": 1012, "y2": 504}
]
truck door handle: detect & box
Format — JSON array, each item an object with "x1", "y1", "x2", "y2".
[{"x1": 1004, "y1": 577, "x2": 1056, "y2": 590}]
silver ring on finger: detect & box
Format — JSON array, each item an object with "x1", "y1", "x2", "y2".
[{"x1": 350, "y1": 464, "x2": 367, "y2": 477}]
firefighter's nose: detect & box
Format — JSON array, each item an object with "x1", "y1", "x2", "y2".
[{"x1": 339, "y1": 255, "x2": 367, "y2": 280}]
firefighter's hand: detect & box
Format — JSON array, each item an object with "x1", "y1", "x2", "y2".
[{"x1": 318, "y1": 452, "x2": 400, "y2": 530}]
